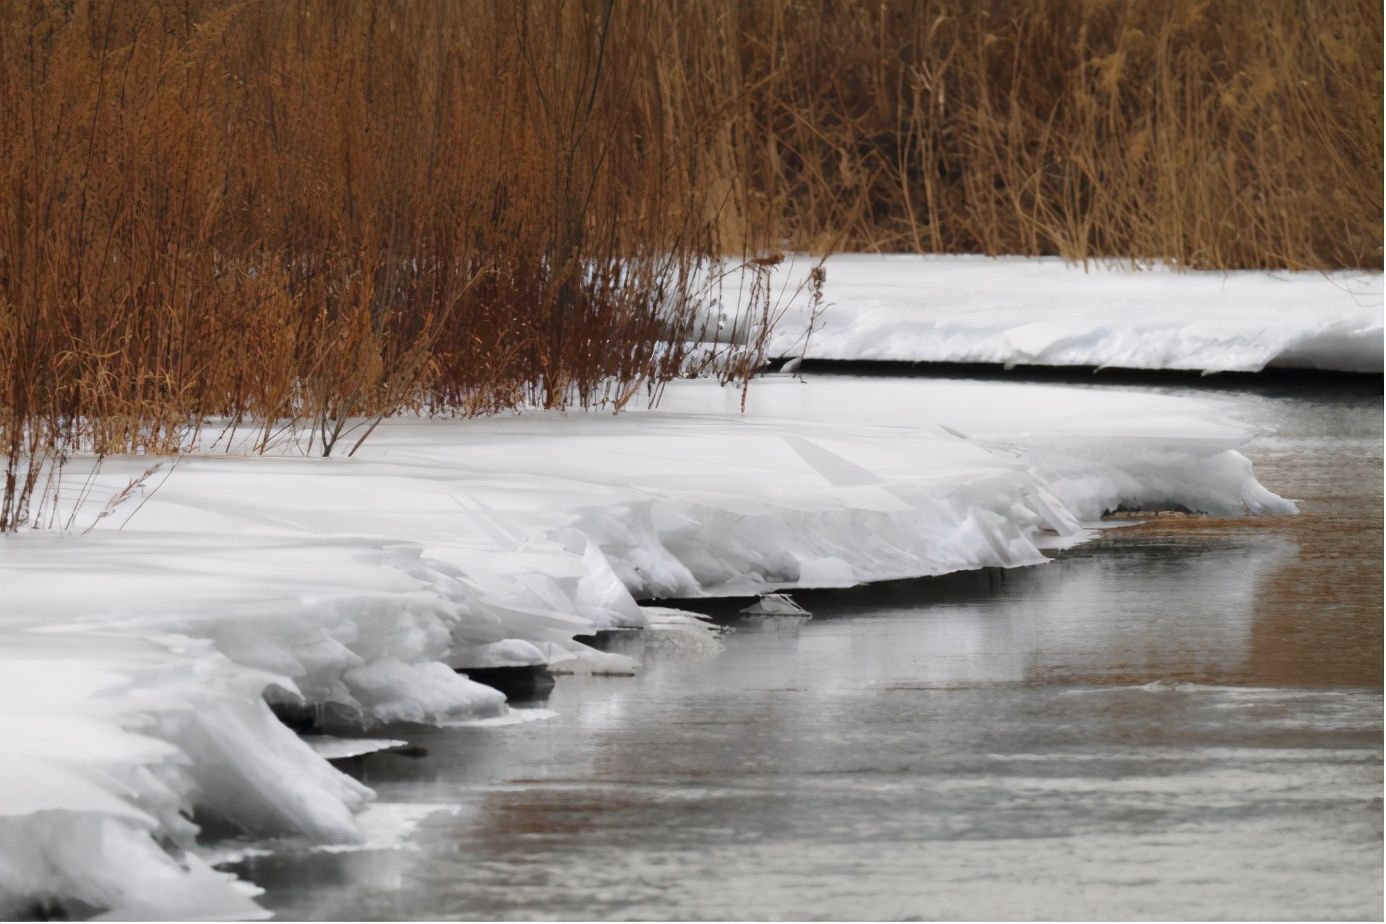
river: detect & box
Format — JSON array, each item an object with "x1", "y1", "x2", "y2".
[{"x1": 235, "y1": 379, "x2": 1382, "y2": 921}]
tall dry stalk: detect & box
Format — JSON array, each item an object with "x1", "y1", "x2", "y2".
[
  {"x1": 1, "y1": 0, "x2": 1379, "y2": 530},
  {"x1": 0, "y1": 0, "x2": 750, "y2": 529},
  {"x1": 697, "y1": 0, "x2": 1381, "y2": 268}
]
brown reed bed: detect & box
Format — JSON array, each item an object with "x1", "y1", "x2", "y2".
[
  {"x1": 0, "y1": 0, "x2": 1380, "y2": 530},
  {"x1": 701, "y1": 0, "x2": 1381, "y2": 268}
]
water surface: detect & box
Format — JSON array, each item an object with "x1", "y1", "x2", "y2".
[{"x1": 240, "y1": 382, "x2": 1382, "y2": 921}]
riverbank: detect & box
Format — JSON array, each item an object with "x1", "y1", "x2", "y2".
[
  {"x1": 241, "y1": 379, "x2": 1383, "y2": 921},
  {"x1": 0, "y1": 374, "x2": 1300, "y2": 918},
  {"x1": 751, "y1": 255, "x2": 1382, "y2": 374}
]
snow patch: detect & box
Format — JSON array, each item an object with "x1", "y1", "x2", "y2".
[{"x1": 748, "y1": 254, "x2": 1382, "y2": 373}]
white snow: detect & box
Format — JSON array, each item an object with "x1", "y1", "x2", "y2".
[
  {"x1": 735, "y1": 255, "x2": 1383, "y2": 373},
  {"x1": 0, "y1": 373, "x2": 1295, "y2": 918},
  {"x1": 0, "y1": 631, "x2": 365, "y2": 920},
  {"x1": 302, "y1": 736, "x2": 410, "y2": 760}
]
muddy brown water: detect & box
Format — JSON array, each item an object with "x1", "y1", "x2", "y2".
[{"x1": 234, "y1": 381, "x2": 1382, "y2": 921}]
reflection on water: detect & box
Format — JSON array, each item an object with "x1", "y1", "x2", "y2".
[
  {"x1": 241, "y1": 384, "x2": 1382, "y2": 921},
  {"x1": 1113, "y1": 384, "x2": 1383, "y2": 689}
]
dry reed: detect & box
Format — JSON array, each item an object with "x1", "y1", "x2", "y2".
[
  {"x1": 699, "y1": 0, "x2": 1381, "y2": 268},
  {"x1": 1, "y1": 0, "x2": 1379, "y2": 530}
]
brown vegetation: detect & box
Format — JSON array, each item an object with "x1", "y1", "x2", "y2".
[
  {"x1": 715, "y1": 0, "x2": 1381, "y2": 268},
  {"x1": 1, "y1": 0, "x2": 1380, "y2": 529},
  {"x1": 0, "y1": 0, "x2": 745, "y2": 528}
]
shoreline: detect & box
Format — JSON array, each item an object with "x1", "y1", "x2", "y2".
[{"x1": 0, "y1": 374, "x2": 1316, "y2": 919}]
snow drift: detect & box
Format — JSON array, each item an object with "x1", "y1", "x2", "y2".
[{"x1": 0, "y1": 375, "x2": 1294, "y2": 918}]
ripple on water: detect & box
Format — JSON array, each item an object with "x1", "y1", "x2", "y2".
[{"x1": 243, "y1": 384, "x2": 1382, "y2": 921}]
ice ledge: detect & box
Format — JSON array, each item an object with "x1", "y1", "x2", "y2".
[{"x1": 0, "y1": 376, "x2": 1293, "y2": 918}]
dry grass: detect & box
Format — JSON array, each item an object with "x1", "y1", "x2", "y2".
[
  {"x1": 1, "y1": 0, "x2": 1380, "y2": 529},
  {"x1": 0, "y1": 0, "x2": 747, "y2": 528},
  {"x1": 705, "y1": 0, "x2": 1382, "y2": 268}
]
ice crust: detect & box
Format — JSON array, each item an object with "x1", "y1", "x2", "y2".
[
  {"x1": 742, "y1": 255, "x2": 1383, "y2": 373},
  {"x1": 0, "y1": 375, "x2": 1294, "y2": 918}
]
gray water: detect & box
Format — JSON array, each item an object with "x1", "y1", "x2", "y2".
[{"x1": 239, "y1": 382, "x2": 1382, "y2": 921}]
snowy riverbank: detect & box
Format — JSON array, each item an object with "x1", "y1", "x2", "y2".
[
  {"x1": 0, "y1": 376, "x2": 1295, "y2": 918},
  {"x1": 743, "y1": 255, "x2": 1383, "y2": 373}
]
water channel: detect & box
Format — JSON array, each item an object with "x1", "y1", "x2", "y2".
[{"x1": 236, "y1": 378, "x2": 1382, "y2": 921}]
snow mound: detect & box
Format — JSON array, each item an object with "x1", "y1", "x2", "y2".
[{"x1": 745, "y1": 255, "x2": 1382, "y2": 373}]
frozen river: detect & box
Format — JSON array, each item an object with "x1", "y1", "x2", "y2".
[{"x1": 237, "y1": 379, "x2": 1382, "y2": 921}]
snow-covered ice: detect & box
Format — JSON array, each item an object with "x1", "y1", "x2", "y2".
[
  {"x1": 0, "y1": 631, "x2": 367, "y2": 919},
  {"x1": 0, "y1": 374, "x2": 1296, "y2": 918},
  {"x1": 733, "y1": 255, "x2": 1383, "y2": 373}
]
